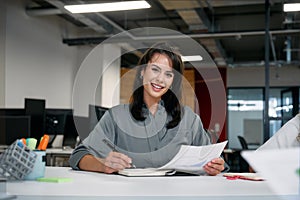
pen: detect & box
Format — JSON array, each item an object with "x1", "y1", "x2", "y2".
[{"x1": 102, "y1": 139, "x2": 136, "y2": 168}]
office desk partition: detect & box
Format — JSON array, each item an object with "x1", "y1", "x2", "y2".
[{"x1": 6, "y1": 167, "x2": 297, "y2": 200}]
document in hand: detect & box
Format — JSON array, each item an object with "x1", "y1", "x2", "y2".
[{"x1": 118, "y1": 141, "x2": 228, "y2": 176}]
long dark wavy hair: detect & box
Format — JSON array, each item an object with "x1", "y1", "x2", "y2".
[{"x1": 129, "y1": 42, "x2": 184, "y2": 129}]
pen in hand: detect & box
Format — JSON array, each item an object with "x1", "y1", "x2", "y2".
[{"x1": 102, "y1": 139, "x2": 136, "y2": 169}]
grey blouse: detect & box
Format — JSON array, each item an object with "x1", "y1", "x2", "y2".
[{"x1": 69, "y1": 103, "x2": 211, "y2": 169}]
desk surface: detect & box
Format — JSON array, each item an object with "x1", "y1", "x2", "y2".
[{"x1": 6, "y1": 167, "x2": 298, "y2": 200}]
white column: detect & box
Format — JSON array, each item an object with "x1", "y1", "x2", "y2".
[
  {"x1": 72, "y1": 44, "x2": 121, "y2": 116},
  {"x1": 98, "y1": 44, "x2": 121, "y2": 108},
  {"x1": 0, "y1": 3, "x2": 6, "y2": 107}
]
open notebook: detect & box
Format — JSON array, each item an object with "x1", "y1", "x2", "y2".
[{"x1": 118, "y1": 141, "x2": 228, "y2": 176}]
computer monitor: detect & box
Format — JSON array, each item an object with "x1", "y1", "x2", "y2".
[
  {"x1": 73, "y1": 115, "x2": 90, "y2": 142},
  {"x1": 45, "y1": 109, "x2": 72, "y2": 135},
  {"x1": 0, "y1": 108, "x2": 25, "y2": 116},
  {"x1": 63, "y1": 114, "x2": 78, "y2": 148},
  {"x1": 88, "y1": 104, "x2": 108, "y2": 131},
  {"x1": 0, "y1": 116, "x2": 31, "y2": 145},
  {"x1": 24, "y1": 98, "x2": 46, "y2": 140}
]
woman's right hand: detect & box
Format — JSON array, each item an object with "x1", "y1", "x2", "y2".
[
  {"x1": 100, "y1": 151, "x2": 133, "y2": 173},
  {"x1": 78, "y1": 152, "x2": 133, "y2": 174}
]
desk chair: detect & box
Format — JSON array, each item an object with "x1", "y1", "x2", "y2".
[
  {"x1": 237, "y1": 135, "x2": 250, "y2": 172},
  {"x1": 237, "y1": 135, "x2": 249, "y2": 150}
]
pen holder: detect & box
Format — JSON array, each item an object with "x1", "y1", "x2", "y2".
[
  {"x1": 0, "y1": 140, "x2": 37, "y2": 180},
  {"x1": 24, "y1": 150, "x2": 46, "y2": 180}
]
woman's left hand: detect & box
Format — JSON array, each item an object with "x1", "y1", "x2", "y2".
[{"x1": 203, "y1": 157, "x2": 225, "y2": 176}]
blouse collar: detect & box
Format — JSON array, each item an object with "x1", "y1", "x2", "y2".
[{"x1": 142, "y1": 100, "x2": 165, "y2": 115}]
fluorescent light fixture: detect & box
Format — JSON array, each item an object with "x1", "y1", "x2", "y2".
[
  {"x1": 181, "y1": 55, "x2": 203, "y2": 62},
  {"x1": 284, "y1": 3, "x2": 300, "y2": 12},
  {"x1": 64, "y1": 1, "x2": 151, "y2": 13}
]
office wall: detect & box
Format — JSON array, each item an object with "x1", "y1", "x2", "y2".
[
  {"x1": 4, "y1": 1, "x2": 121, "y2": 115},
  {"x1": 228, "y1": 111, "x2": 262, "y2": 149},
  {"x1": 0, "y1": 3, "x2": 6, "y2": 107},
  {"x1": 227, "y1": 66, "x2": 300, "y2": 87},
  {"x1": 4, "y1": 0, "x2": 79, "y2": 108}
]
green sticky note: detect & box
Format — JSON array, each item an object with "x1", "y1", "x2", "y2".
[
  {"x1": 296, "y1": 168, "x2": 300, "y2": 176},
  {"x1": 36, "y1": 177, "x2": 72, "y2": 183}
]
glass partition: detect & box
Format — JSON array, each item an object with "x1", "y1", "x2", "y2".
[
  {"x1": 227, "y1": 87, "x2": 299, "y2": 148},
  {"x1": 227, "y1": 88, "x2": 263, "y2": 149}
]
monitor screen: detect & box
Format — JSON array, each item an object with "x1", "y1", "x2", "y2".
[
  {"x1": 63, "y1": 114, "x2": 78, "y2": 148},
  {"x1": 73, "y1": 116, "x2": 90, "y2": 142},
  {"x1": 25, "y1": 98, "x2": 45, "y2": 115},
  {"x1": 88, "y1": 104, "x2": 108, "y2": 131},
  {"x1": 0, "y1": 116, "x2": 31, "y2": 145},
  {"x1": 45, "y1": 109, "x2": 72, "y2": 135},
  {"x1": 24, "y1": 98, "x2": 46, "y2": 140},
  {"x1": 0, "y1": 108, "x2": 25, "y2": 116}
]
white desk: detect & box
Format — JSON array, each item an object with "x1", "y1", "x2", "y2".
[{"x1": 6, "y1": 167, "x2": 299, "y2": 200}]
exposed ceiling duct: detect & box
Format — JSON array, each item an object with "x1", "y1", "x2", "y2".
[{"x1": 26, "y1": 0, "x2": 300, "y2": 68}]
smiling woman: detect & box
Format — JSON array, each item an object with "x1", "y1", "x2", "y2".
[{"x1": 69, "y1": 42, "x2": 227, "y2": 176}]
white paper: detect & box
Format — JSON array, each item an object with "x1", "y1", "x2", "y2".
[
  {"x1": 119, "y1": 141, "x2": 228, "y2": 176},
  {"x1": 242, "y1": 148, "x2": 300, "y2": 197},
  {"x1": 158, "y1": 141, "x2": 228, "y2": 174}
]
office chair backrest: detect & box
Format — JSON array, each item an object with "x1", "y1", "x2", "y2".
[{"x1": 237, "y1": 135, "x2": 249, "y2": 150}]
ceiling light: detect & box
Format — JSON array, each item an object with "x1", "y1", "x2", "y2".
[
  {"x1": 283, "y1": 3, "x2": 300, "y2": 12},
  {"x1": 64, "y1": 1, "x2": 151, "y2": 13},
  {"x1": 181, "y1": 55, "x2": 203, "y2": 62}
]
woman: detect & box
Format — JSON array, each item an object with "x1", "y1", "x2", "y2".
[{"x1": 69, "y1": 42, "x2": 225, "y2": 175}]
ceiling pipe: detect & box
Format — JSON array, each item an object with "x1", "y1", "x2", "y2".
[
  {"x1": 62, "y1": 29, "x2": 300, "y2": 45},
  {"x1": 228, "y1": 60, "x2": 300, "y2": 68},
  {"x1": 26, "y1": 7, "x2": 63, "y2": 16},
  {"x1": 175, "y1": 29, "x2": 300, "y2": 39}
]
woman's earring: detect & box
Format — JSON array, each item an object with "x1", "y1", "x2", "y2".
[
  {"x1": 140, "y1": 75, "x2": 143, "y2": 79},
  {"x1": 169, "y1": 85, "x2": 172, "y2": 90}
]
